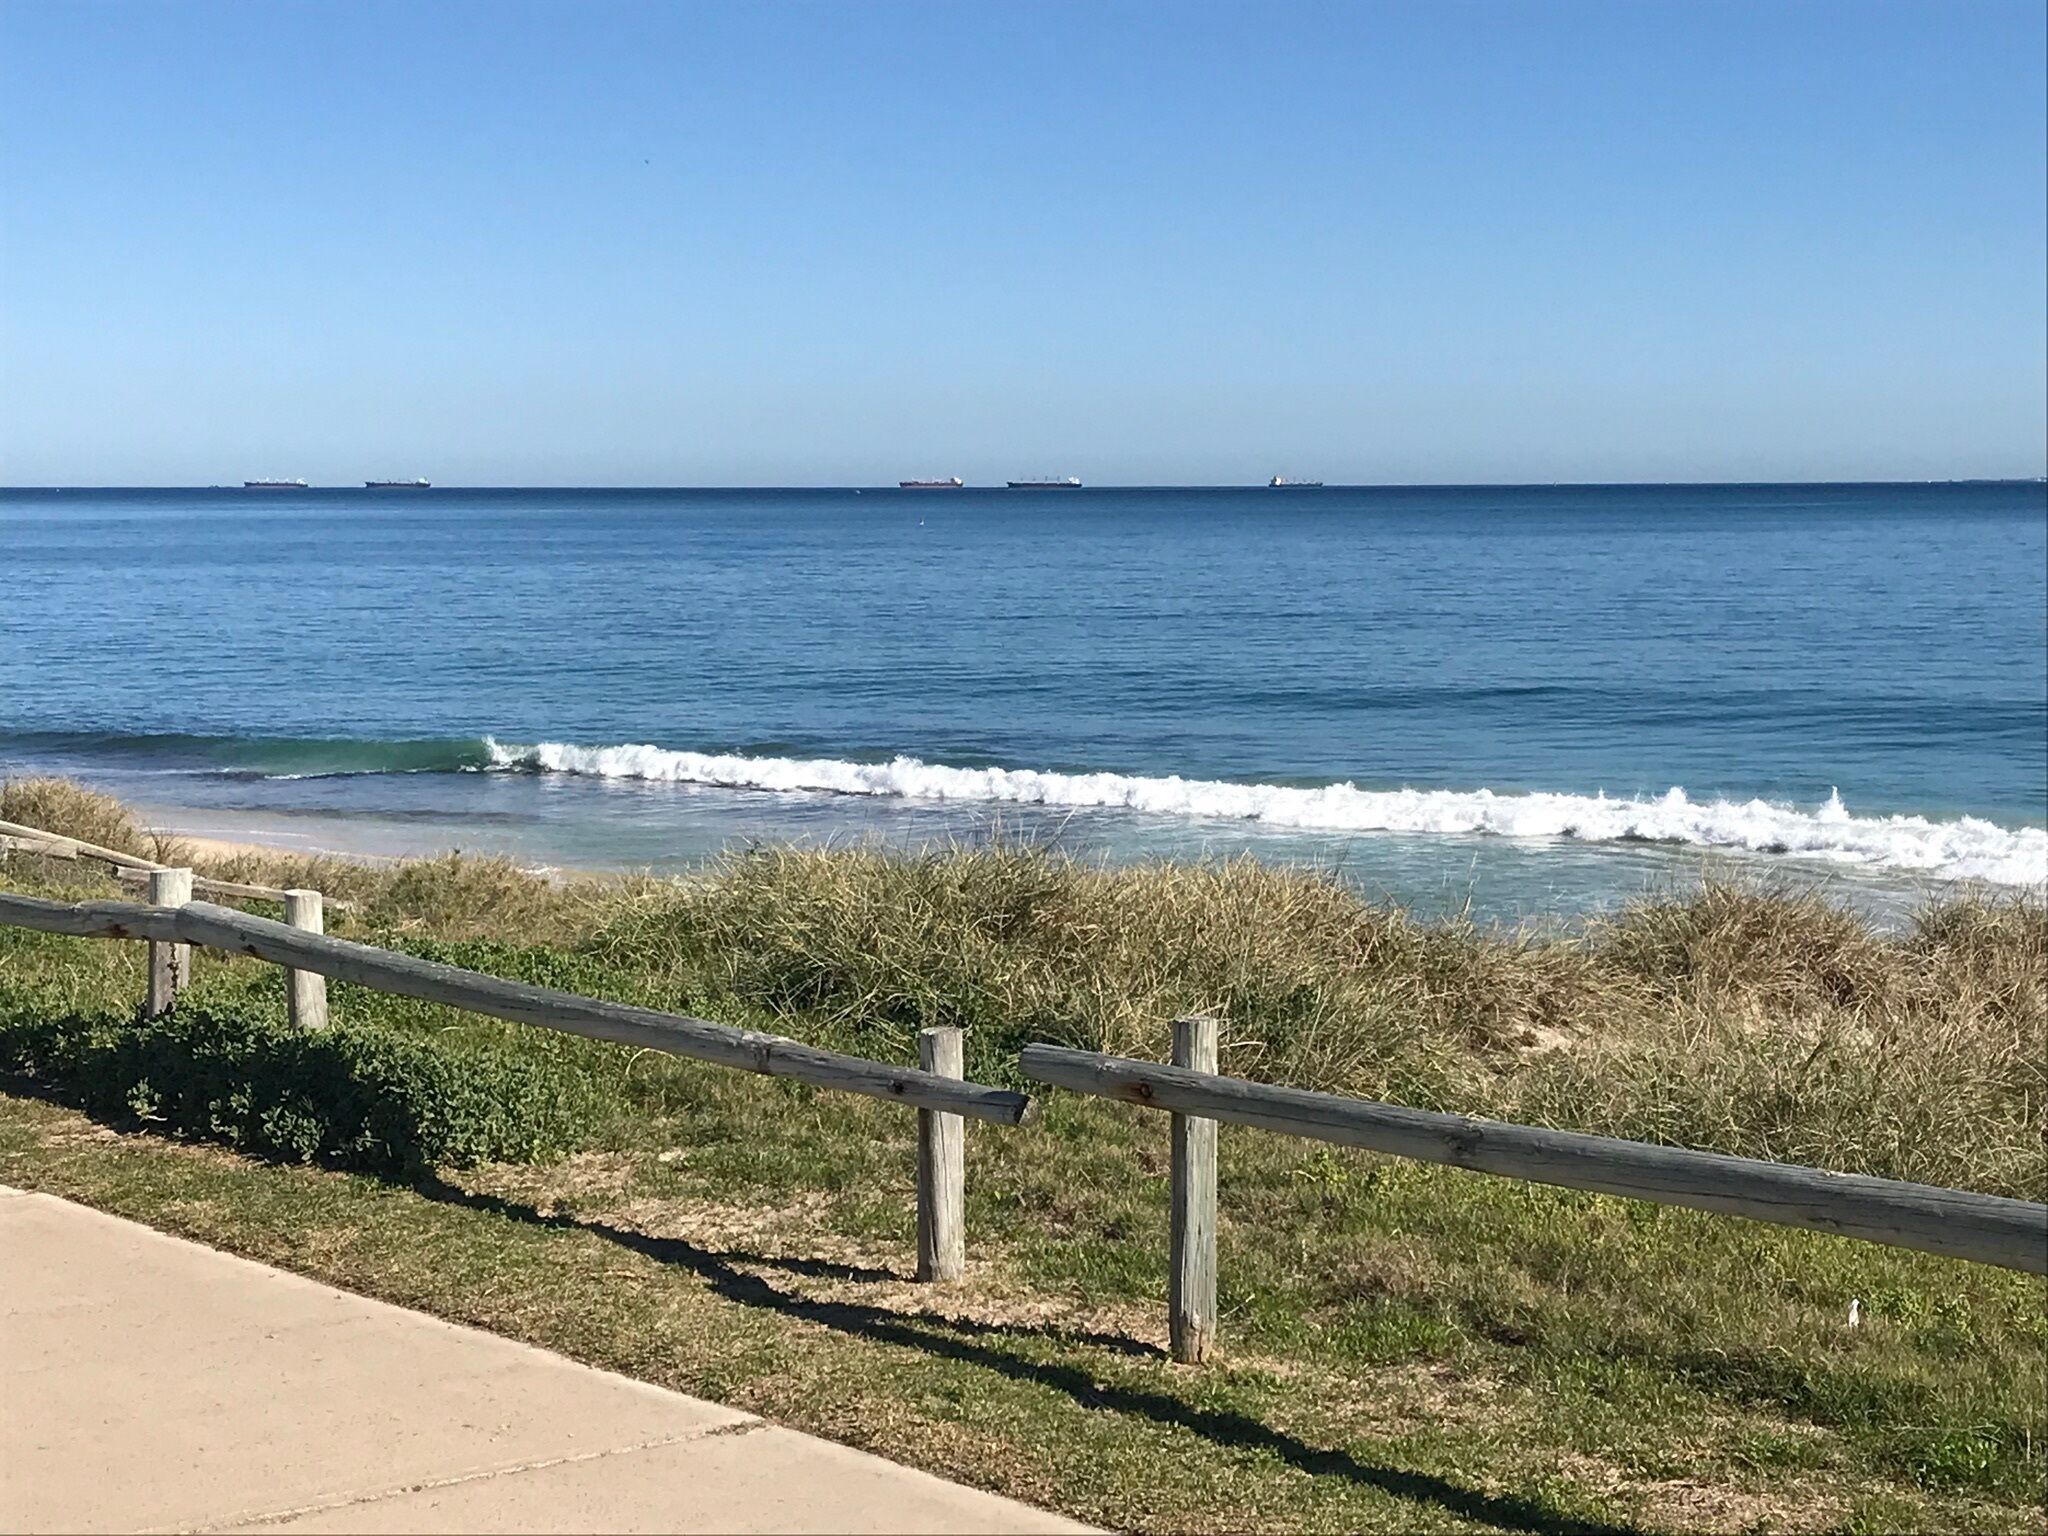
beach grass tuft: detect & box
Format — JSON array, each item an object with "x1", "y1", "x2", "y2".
[{"x1": 1, "y1": 775, "x2": 158, "y2": 857}]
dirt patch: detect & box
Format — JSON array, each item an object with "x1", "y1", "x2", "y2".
[
  {"x1": 32, "y1": 1118, "x2": 127, "y2": 1149},
  {"x1": 1241, "y1": 1357, "x2": 1517, "y2": 1444},
  {"x1": 1554, "y1": 1450, "x2": 1849, "y2": 1534},
  {"x1": 1514, "y1": 1021, "x2": 1580, "y2": 1056},
  {"x1": 458, "y1": 1151, "x2": 641, "y2": 1209},
  {"x1": 1634, "y1": 1474, "x2": 1846, "y2": 1534},
  {"x1": 466, "y1": 1169, "x2": 1178, "y2": 1356}
]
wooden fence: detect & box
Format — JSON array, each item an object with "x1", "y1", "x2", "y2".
[
  {"x1": 1021, "y1": 1028, "x2": 2048, "y2": 1361},
  {"x1": 1, "y1": 871, "x2": 2043, "y2": 1361},
  {"x1": 0, "y1": 817, "x2": 354, "y2": 910},
  {"x1": 0, "y1": 882, "x2": 1031, "y2": 1286}
]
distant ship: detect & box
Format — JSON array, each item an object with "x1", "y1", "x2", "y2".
[
  {"x1": 365, "y1": 479, "x2": 431, "y2": 489},
  {"x1": 1269, "y1": 475, "x2": 1323, "y2": 488},
  {"x1": 243, "y1": 478, "x2": 308, "y2": 489},
  {"x1": 1006, "y1": 477, "x2": 1083, "y2": 489},
  {"x1": 899, "y1": 477, "x2": 963, "y2": 489}
]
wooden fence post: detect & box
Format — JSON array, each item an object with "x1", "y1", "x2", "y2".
[
  {"x1": 1170, "y1": 1014, "x2": 1219, "y2": 1363},
  {"x1": 283, "y1": 889, "x2": 328, "y2": 1029},
  {"x1": 145, "y1": 868, "x2": 193, "y2": 1017},
  {"x1": 917, "y1": 1026, "x2": 966, "y2": 1282}
]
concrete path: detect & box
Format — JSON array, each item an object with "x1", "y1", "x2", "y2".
[{"x1": 0, "y1": 1186, "x2": 1091, "y2": 1534}]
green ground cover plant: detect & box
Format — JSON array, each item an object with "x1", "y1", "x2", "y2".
[{"x1": 0, "y1": 1003, "x2": 595, "y2": 1174}]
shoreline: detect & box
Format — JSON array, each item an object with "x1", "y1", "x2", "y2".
[
  {"x1": 131, "y1": 803, "x2": 565, "y2": 873},
  {"x1": 0, "y1": 767, "x2": 2012, "y2": 932},
  {"x1": 132, "y1": 818, "x2": 619, "y2": 889},
  {"x1": 153, "y1": 829, "x2": 401, "y2": 868},
  {"x1": 141, "y1": 819, "x2": 407, "y2": 868},
  {"x1": 109, "y1": 789, "x2": 2041, "y2": 919},
  {"x1": 16, "y1": 735, "x2": 2037, "y2": 896}
]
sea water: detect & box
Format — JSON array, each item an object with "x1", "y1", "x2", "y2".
[{"x1": 2, "y1": 483, "x2": 2042, "y2": 922}]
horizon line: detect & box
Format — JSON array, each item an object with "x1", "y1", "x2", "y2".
[{"x1": 5, "y1": 476, "x2": 2045, "y2": 493}]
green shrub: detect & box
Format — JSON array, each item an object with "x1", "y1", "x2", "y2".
[{"x1": 0, "y1": 1005, "x2": 595, "y2": 1175}]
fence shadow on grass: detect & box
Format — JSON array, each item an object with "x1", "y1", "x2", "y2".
[
  {"x1": 0, "y1": 1074, "x2": 1638, "y2": 1535},
  {"x1": 415, "y1": 1177, "x2": 1644, "y2": 1536}
]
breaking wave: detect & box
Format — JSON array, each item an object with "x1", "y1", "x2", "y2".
[{"x1": 483, "y1": 738, "x2": 2048, "y2": 887}]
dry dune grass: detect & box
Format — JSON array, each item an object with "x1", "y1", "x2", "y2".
[
  {"x1": 1, "y1": 776, "x2": 159, "y2": 858},
  {"x1": 587, "y1": 845, "x2": 1597, "y2": 1077},
  {"x1": 588, "y1": 843, "x2": 2046, "y2": 1197}
]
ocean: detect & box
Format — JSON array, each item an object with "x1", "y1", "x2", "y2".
[{"x1": 2, "y1": 482, "x2": 2043, "y2": 922}]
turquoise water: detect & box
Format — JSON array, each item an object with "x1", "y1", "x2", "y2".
[{"x1": 2, "y1": 483, "x2": 2043, "y2": 919}]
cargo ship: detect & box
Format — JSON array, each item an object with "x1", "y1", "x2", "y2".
[
  {"x1": 365, "y1": 479, "x2": 431, "y2": 489},
  {"x1": 243, "y1": 478, "x2": 308, "y2": 489},
  {"x1": 899, "y1": 477, "x2": 963, "y2": 489},
  {"x1": 1006, "y1": 477, "x2": 1082, "y2": 489},
  {"x1": 1269, "y1": 475, "x2": 1323, "y2": 488}
]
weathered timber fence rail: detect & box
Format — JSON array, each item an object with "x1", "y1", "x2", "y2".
[
  {"x1": 0, "y1": 818, "x2": 356, "y2": 910},
  {"x1": 0, "y1": 889, "x2": 1033, "y2": 1123},
  {"x1": 1020, "y1": 1030, "x2": 2048, "y2": 1362},
  {"x1": 0, "y1": 883, "x2": 1032, "y2": 1280}
]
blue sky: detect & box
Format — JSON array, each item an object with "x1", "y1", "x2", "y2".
[{"x1": 2, "y1": 0, "x2": 2043, "y2": 486}]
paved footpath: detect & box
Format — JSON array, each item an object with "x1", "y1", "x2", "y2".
[{"x1": 1, "y1": 1186, "x2": 1091, "y2": 1534}]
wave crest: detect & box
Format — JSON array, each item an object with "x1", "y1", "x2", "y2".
[{"x1": 482, "y1": 738, "x2": 2048, "y2": 887}]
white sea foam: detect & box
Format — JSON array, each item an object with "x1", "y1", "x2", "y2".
[{"x1": 481, "y1": 738, "x2": 2048, "y2": 887}]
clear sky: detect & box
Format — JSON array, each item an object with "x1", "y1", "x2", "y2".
[{"x1": 2, "y1": 0, "x2": 2043, "y2": 487}]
